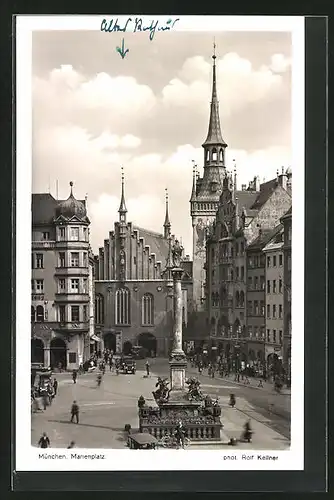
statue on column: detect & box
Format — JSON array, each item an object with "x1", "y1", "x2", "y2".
[{"x1": 172, "y1": 240, "x2": 183, "y2": 268}]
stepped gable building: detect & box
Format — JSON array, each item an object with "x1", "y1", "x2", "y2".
[
  {"x1": 94, "y1": 174, "x2": 193, "y2": 357},
  {"x1": 31, "y1": 183, "x2": 95, "y2": 370},
  {"x1": 205, "y1": 168, "x2": 292, "y2": 364}
]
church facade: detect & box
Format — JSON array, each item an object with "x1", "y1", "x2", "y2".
[{"x1": 94, "y1": 175, "x2": 193, "y2": 357}]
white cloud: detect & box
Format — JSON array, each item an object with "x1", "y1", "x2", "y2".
[
  {"x1": 269, "y1": 54, "x2": 291, "y2": 73},
  {"x1": 120, "y1": 134, "x2": 142, "y2": 149},
  {"x1": 33, "y1": 65, "x2": 156, "y2": 131},
  {"x1": 162, "y1": 52, "x2": 283, "y2": 117}
]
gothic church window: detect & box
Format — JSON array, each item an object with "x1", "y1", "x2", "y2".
[
  {"x1": 141, "y1": 293, "x2": 154, "y2": 326},
  {"x1": 95, "y1": 293, "x2": 105, "y2": 324},
  {"x1": 116, "y1": 287, "x2": 130, "y2": 325}
]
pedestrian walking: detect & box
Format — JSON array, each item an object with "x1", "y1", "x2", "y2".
[
  {"x1": 72, "y1": 370, "x2": 77, "y2": 384},
  {"x1": 229, "y1": 393, "x2": 236, "y2": 408},
  {"x1": 53, "y1": 378, "x2": 58, "y2": 396},
  {"x1": 41, "y1": 390, "x2": 48, "y2": 410},
  {"x1": 38, "y1": 432, "x2": 50, "y2": 448},
  {"x1": 145, "y1": 360, "x2": 150, "y2": 376},
  {"x1": 70, "y1": 400, "x2": 80, "y2": 423},
  {"x1": 67, "y1": 440, "x2": 76, "y2": 449}
]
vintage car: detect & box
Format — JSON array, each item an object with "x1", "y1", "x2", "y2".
[
  {"x1": 130, "y1": 346, "x2": 147, "y2": 359},
  {"x1": 127, "y1": 433, "x2": 158, "y2": 450},
  {"x1": 120, "y1": 357, "x2": 136, "y2": 374}
]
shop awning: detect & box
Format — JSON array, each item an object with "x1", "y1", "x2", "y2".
[{"x1": 90, "y1": 334, "x2": 101, "y2": 342}]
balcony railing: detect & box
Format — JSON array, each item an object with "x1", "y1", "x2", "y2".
[
  {"x1": 58, "y1": 321, "x2": 89, "y2": 331},
  {"x1": 55, "y1": 293, "x2": 89, "y2": 302},
  {"x1": 31, "y1": 293, "x2": 45, "y2": 301},
  {"x1": 32, "y1": 241, "x2": 56, "y2": 249}
]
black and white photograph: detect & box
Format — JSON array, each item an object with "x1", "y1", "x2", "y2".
[{"x1": 15, "y1": 15, "x2": 305, "y2": 471}]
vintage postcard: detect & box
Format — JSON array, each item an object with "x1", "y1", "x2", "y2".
[{"x1": 15, "y1": 15, "x2": 304, "y2": 471}]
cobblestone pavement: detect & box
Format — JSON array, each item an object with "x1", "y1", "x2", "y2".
[{"x1": 32, "y1": 359, "x2": 290, "y2": 450}]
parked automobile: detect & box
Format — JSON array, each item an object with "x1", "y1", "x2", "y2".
[
  {"x1": 127, "y1": 433, "x2": 158, "y2": 450},
  {"x1": 131, "y1": 346, "x2": 147, "y2": 359},
  {"x1": 120, "y1": 357, "x2": 136, "y2": 374}
]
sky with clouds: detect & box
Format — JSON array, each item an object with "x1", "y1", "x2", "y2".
[{"x1": 32, "y1": 29, "x2": 292, "y2": 256}]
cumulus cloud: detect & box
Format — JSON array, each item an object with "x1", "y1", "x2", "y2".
[
  {"x1": 33, "y1": 65, "x2": 156, "y2": 133},
  {"x1": 32, "y1": 34, "x2": 292, "y2": 258},
  {"x1": 269, "y1": 53, "x2": 291, "y2": 73},
  {"x1": 162, "y1": 52, "x2": 283, "y2": 117}
]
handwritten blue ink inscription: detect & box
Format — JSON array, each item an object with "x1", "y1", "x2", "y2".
[
  {"x1": 101, "y1": 17, "x2": 180, "y2": 41},
  {"x1": 116, "y1": 38, "x2": 129, "y2": 59}
]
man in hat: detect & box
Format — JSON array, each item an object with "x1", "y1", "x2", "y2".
[
  {"x1": 38, "y1": 432, "x2": 50, "y2": 448},
  {"x1": 70, "y1": 400, "x2": 80, "y2": 423}
]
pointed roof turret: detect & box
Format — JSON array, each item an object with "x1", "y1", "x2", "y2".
[
  {"x1": 163, "y1": 188, "x2": 171, "y2": 238},
  {"x1": 190, "y1": 161, "x2": 197, "y2": 201},
  {"x1": 202, "y1": 41, "x2": 227, "y2": 148},
  {"x1": 118, "y1": 166, "x2": 127, "y2": 222}
]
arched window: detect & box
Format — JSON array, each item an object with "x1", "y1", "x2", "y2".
[
  {"x1": 142, "y1": 293, "x2": 154, "y2": 326},
  {"x1": 36, "y1": 305, "x2": 44, "y2": 322},
  {"x1": 219, "y1": 149, "x2": 224, "y2": 162},
  {"x1": 95, "y1": 294, "x2": 105, "y2": 324},
  {"x1": 116, "y1": 287, "x2": 130, "y2": 325},
  {"x1": 235, "y1": 291, "x2": 240, "y2": 308},
  {"x1": 31, "y1": 306, "x2": 35, "y2": 323},
  {"x1": 240, "y1": 291, "x2": 245, "y2": 308},
  {"x1": 212, "y1": 148, "x2": 217, "y2": 161},
  {"x1": 206, "y1": 150, "x2": 210, "y2": 161}
]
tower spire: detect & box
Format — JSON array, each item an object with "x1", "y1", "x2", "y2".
[
  {"x1": 202, "y1": 41, "x2": 227, "y2": 151},
  {"x1": 163, "y1": 188, "x2": 171, "y2": 238},
  {"x1": 190, "y1": 161, "x2": 197, "y2": 201},
  {"x1": 118, "y1": 166, "x2": 127, "y2": 222}
]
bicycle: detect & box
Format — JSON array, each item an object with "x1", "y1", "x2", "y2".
[{"x1": 158, "y1": 434, "x2": 191, "y2": 449}]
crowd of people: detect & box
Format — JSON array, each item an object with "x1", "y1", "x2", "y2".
[
  {"x1": 187, "y1": 353, "x2": 288, "y2": 392},
  {"x1": 31, "y1": 377, "x2": 58, "y2": 412}
]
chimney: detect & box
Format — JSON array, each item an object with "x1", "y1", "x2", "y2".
[
  {"x1": 254, "y1": 176, "x2": 260, "y2": 192},
  {"x1": 278, "y1": 166, "x2": 288, "y2": 190}
]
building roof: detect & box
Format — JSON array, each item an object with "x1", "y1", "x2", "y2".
[
  {"x1": 202, "y1": 54, "x2": 227, "y2": 147},
  {"x1": 133, "y1": 226, "x2": 170, "y2": 263},
  {"x1": 247, "y1": 224, "x2": 283, "y2": 251},
  {"x1": 56, "y1": 182, "x2": 87, "y2": 220},
  {"x1": 263, "y1": 226, "x2": 284, "y2": 252},
  {"x1": 249, "y1": 178, "x2": 278, "y2": 210},
  {"x1": 32, "y1": 193, "x2": 86, "y2": 225},
  {"x1": 280, "y1": 206, "x2": 292, "y2": 221},
  {"x1": 235, "y1": 190, "x2": 258, "y2": 216},
  {"x1": 195, "y1": 169, "x2": 225, "y2": 200}
]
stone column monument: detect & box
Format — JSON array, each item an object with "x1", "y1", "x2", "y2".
[
  {"x1": 168, "y1": 240, "x2": 188, "y2": 400},
  {"x1": 137, "y1": 238, "x2": 223, "y2": 442}
]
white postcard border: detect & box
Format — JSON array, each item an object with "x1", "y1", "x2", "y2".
[{"x1": 15, "y1": 15, "x2": 305, "y2": 472}]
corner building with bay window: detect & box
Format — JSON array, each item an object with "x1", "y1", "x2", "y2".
[{"x1": 31, "y1": 183, "x2": 95, "y2": 370}]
